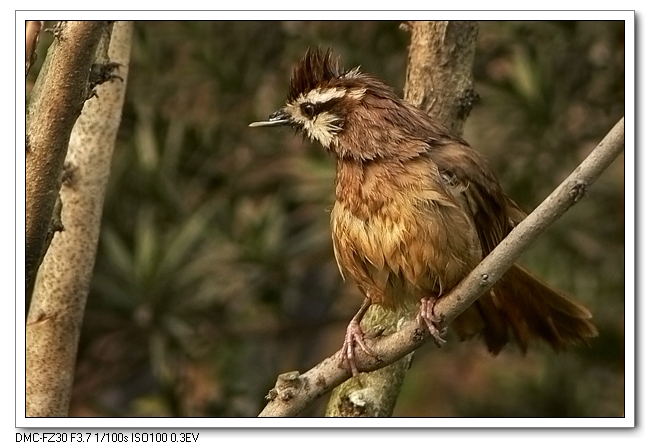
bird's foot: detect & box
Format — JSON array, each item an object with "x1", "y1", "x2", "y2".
[
  {"x1": 339, "y1": 319, "x2": 379, "y2": 376},
  {"x1": 418, "y1": 297, "x2": 447, "y2": 347},
  {"x1": 339, "y1": 298, "x2": 382, "y2": 376}
]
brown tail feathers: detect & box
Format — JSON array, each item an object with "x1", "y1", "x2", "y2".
[{"x1": 452, "y1": 264, "x2": 598, "y2": 354}]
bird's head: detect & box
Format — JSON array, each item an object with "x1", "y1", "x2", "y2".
[
  {"x1": 250, "y1": 49, "x2": 397, "y2": 155},
  {"x1": 250, "y1": 48, "x2": 456, "y2": 161}
]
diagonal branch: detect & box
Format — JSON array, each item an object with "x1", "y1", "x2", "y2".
[{"x1": 258, "y1": 117, "x2": 625, "y2": 417}]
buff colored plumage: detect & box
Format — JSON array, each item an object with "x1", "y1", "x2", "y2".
[{"x1": 250, "y1": 48, "x2": 597, "y2": 375}]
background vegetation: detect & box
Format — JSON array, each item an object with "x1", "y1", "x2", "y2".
[{"x1": 28, "y1": 20, "x2": 624, "y2": 417}]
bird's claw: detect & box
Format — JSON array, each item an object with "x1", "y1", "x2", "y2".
[
  {"x1": 339, "y1": 318, "x2": 381, "y2": 376},
  {"x1": 418, "y1": 297, "x2": 447, "y2": 347}
]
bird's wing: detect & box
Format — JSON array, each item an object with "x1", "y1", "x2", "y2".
[{"x1": 427, "y1": 141, "x2": 523, "y2": 256}]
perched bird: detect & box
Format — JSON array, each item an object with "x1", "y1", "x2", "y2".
[{"x1": 250, "y1": 48, "x2": 597, "y2": 375}]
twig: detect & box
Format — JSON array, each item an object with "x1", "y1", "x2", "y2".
[{"x1": 258, "y1": 117, "x2": 625, "y2": 417}]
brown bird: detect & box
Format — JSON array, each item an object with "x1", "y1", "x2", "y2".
[{"x1": 250, "y1": 48, "x2": 597, "y2": 375}]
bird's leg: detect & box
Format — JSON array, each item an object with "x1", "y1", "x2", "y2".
[
  {"x1": 418, "y1": 297, "x2": 447, "y2": 347},
  {"x1": 340, "y1": 296, "x2": 381, "y2": 376}
]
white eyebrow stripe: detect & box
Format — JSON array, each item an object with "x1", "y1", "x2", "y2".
[
  {"x1": 347, "y1": 88, "x2": 366, "y2": 100},
  {"x1": 300, "y1": 88, "x2": 347, "y2": 104}
]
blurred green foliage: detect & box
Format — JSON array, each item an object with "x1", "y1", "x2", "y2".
[{"x1": 35, "y1": 21, "x2": 624, "y2": 417}]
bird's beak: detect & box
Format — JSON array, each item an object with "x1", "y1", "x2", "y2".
[{"x1": 249, "y1": 109, "x2": 291, "y2": 128}]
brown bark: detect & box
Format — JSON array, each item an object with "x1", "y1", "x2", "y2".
[
  {"x1": 26, "y1": 21, "x2": 109, "y2": 301},
  {"x1": 404, "y1": 21, "x2": 479, "y2": 135},
  {"x1": 25, "y1": 21, "x2": 43, "y2": 77},
  {"x1": 26, "y1": 22, "x2": 133, "y2": 417}
]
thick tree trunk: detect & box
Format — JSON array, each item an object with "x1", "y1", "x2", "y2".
[
  {"x1": 26, "y1": 21, "x2": 109, "y2": 302},
  {"x1": 26, "y1": 22, "x2": 133, "y2": 417},
  {"x1": 404, "y1": 20, "x2": 480, "y2": 135}
]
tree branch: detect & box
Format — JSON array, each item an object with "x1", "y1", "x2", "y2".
[
  {"x1": 324, "y1": 306, "x2": 414, "y2": 417},
  {"x1": 26, "y1": 22, "x2": 133, "y2": 417},
  {"x1": 403, "y1": 21, "x2": 480, "y2": 135},
  {"x1": 25, "y1": 20, "x2": 43, "y2": 77},
  {"x1": 258, "y1": 117, "x2": 625, "y2": 417},
  {"x1": 26, "y1": 21, "x2": 110, "y2": 301}
]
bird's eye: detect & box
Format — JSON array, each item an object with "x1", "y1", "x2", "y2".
[{"x1": 301, "y1": 102, "x2": 316, "y2": 119}]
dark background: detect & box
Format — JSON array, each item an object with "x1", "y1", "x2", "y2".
[{"x1": 29, "y1": 21, "x2": 625, "y2": 417}]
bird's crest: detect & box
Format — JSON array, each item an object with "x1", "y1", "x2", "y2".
[{"x1": 288, "y1": 48, "x2": 344, "y2": 102}]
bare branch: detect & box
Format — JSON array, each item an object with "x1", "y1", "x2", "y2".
[
  {"x1": 324, "y1": 307, "x2": 414, "y2": 417},
  {"x1": 259, "y1": 117, "x2": 625, "y2": 417}
]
